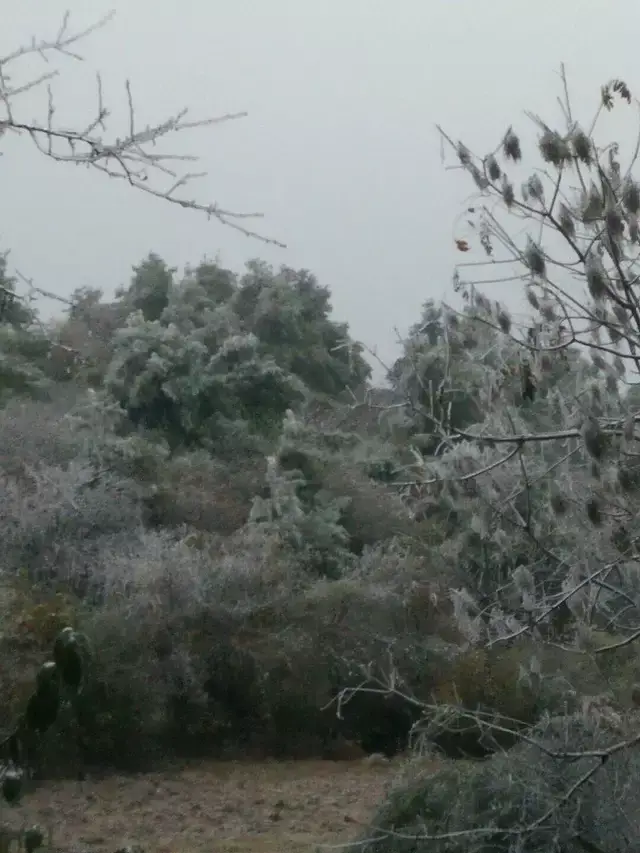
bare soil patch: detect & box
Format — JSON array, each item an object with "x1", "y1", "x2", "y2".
[{"x1": 2, "y1": 758, "x2": 423, "y2": 853}]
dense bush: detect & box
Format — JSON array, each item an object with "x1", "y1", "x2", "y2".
[
  {"x1": 144, "y1": 450, "x2": 266, "y2": 535},
  {"x1": 348, "y1": 710, "x2": 640, "y2": 852},
  {"x1": 0, "y1": 459, "x2": 144, "y2": 586},
  {"x1": 0, "y1": 388, "x2": 85, "y2": 475}
]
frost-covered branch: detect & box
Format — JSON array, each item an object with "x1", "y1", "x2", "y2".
[
  {"x1": 363, "y1": 68, "x2": 640, "y2": 661},
  {"x1": 334, "y1": 660, "x2": 640, "y2": 852},
  {"x1": 0, "y1": 10, "x2": 284, "y2": 246}
]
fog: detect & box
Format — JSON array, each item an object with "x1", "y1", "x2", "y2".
[{"x1": 2, "y1": 0, "x2": 639, "y2": 376}]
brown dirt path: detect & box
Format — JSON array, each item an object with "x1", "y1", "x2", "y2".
[{"x1": 1, "y1": 758, "x2": 419, "y2": 853}]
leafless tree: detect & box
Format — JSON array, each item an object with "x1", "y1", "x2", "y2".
[
  {"x1": 394, "y1": 67, "x2": 640, "y2": 652},
  {"x1": 337, "y1": 68, "x2": 640, "y2": 852}
]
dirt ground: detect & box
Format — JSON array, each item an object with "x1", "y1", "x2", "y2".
[{"x1": 1, "y1": 758, "x2": 419, "y2": 853}]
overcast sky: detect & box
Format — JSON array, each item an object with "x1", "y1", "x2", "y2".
[{"x1": 2, "y1": 0, "x2": 640, "y2": 377}]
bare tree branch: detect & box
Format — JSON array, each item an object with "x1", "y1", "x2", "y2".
[{"x1": 0, "y1": 10, "x2": 285, "y2": 247}]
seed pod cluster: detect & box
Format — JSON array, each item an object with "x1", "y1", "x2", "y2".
[
  {"x1": 582, "y1": 183, "x2": 604, "y2": 222},
  {"x1": 605, "y1": 206, "x2": 624, "y2": 238},
  {"x1": 525, "y1": 174, "x2": 545, "y2": 202},
  {"x1": 497, "y1": 310, "x2": 512, "y2": 334},
  {"x1": 524, "y1": 239, "x2": 546, "y2": 277},
  {"x1": 540, "y1": 301, "x2": 556, "y2": 322},
  {"x1": 503, "y1": 128, "x2": 522, "y2": 162},
  {"x1": 501, "y1": 176, "x2": 515, "y2": 207},
  {"x1": 558, "y1": 203, "x2": 576, "y2": 238},
  {"x1": 612, "y1": 304, "x2": 629, "y2": 326},
  {"x1": 582, "y1": 417, "x2": 607, "y2": 460},
  {"x1": 525, "y1": 287, "x2": 540, "y2": 309},
  {"x1": 570, "y1": 127, "x2": 593, "y2": 165},
  {"x1": 585, "y1": 254, "x2": 608, "y2": 301},
  {"x1": 486, "y1": 154, "x2": 501, "y2": 181},
  {"x1": 538, "y1": 130, "x2": 571, "y2": 166},
  {"x1": 456, "y1": 142, "x2": 472, "y2": 166}
]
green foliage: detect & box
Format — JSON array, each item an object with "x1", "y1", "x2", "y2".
[
  {"x1": 0, "y1": 627, "x2": 90, "y2": 805},
  {"x1": 119, "y1": 253, "x2": 175, "y2": 322},
  {"x1": 249, "y1": 435, "x2": 354, "y2": 578},
  {"x1": 0, "y1": 254, "x2": 52, "y2": 405},
  {"x1": 60, "y1": 253, "x2": 371, "y2": 459},
  {"x1": 103, "y1": 311, "x2": 305, "y2": 451},
  {"x1": 388, "y1": 300, "x2": 486, "y2": 447},
  {"x1": 191, "y1": 258, "x2": 236, "y2": 304},
  {"x1": 247, "y1": 407, "x2": 418, "y2": 577},
  {"x1": 233, "y1": 260, "x2": 371, "y2": 396},
  {"x1": 51, "y1": 287, "x2": 126, "y2": 387}
]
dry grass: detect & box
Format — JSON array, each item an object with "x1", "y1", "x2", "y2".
[{"x1": 1, "y1": 757, "x2": 435, "y2": 853}]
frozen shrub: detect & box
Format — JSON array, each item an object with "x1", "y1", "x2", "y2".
[
  {"x1": 145, "y1": 449, "x2": 266, "y2": 534},
  {"x1": 0, "y1": 389, "x2": 84, "y2": 476},
  {"x1": 248, "y1": 453, "x2": 354, "y2": 578},
  {"x1": 74, "y1": 603, "x2": 208, "y2": 768},
  {"x1": 321, "y1": 463, "x2": 414, "y2": 553},
  {"x1": 235, "y1": 572, "x2": 460, "y2": 755},
  {"x1": 60, "y1": 526, "x2": 310, "y2": 761},
  {"x1": 58, "y1": 529, "x2": 216, "y2": 766},
  {"x1": 349, "y1": 710, "x2": 640, "y2": 853},
  {"x1": 0, "y1": 460, "x2": 144, "y2": 582}
]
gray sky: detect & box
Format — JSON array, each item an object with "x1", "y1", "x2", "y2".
[{"x1": 3, "y1": 0, "x2": 640, "y2": 377}]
